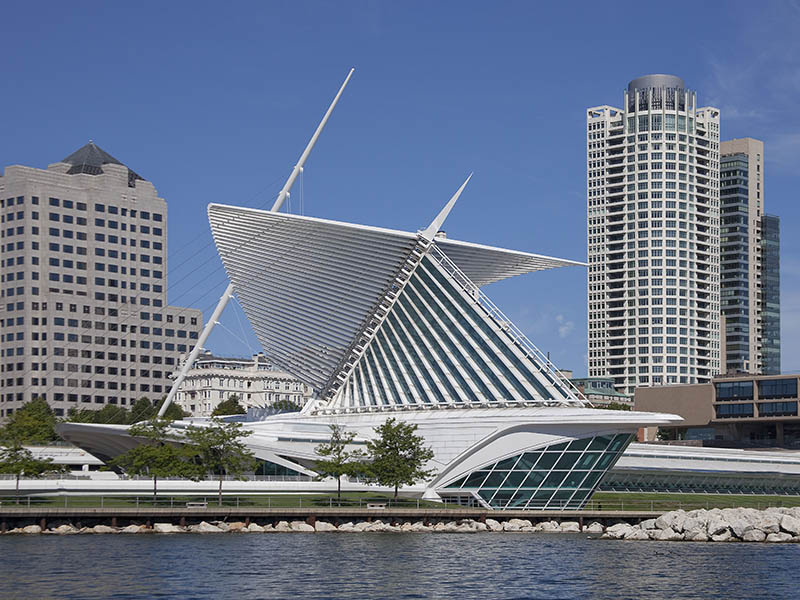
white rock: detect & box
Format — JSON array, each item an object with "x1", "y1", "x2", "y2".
[
  {"x1": 742, "y1": 529, "x2": 766, "y2": 542},
  {"x1": 246, "y1": 523, "x2": 265, "y2": 533},
  {"x1": 605, "y1": 523, "x2": 634, "y2": 539},
  {"x1": 656, "y1": 527, "x2": 683, "y2": 541},
  {"x1": 539, "y1": 520, "x2": 561, "y2": 532},
  {"x1": 560, "y1": 521, "x2": 581, "y2": 533},
  {"x1": 92, "y1": 525, "x2": 118, "y2": 534},
  {"x1": 727, "y1": 517, "x2": 754, "y2": 539},
  {"x1": 624, "y1": 529, "x2": 650, "y2": 540},
  {"x1": 352, "y1": 521, "x2": 371, "y2": 532},
  {"x1": 640, "y1": 519, "x2": 657, "y2": 530},
  {"x1": 502, "y1": 521, "x2": 521, "y2": 532},
  {"x1": 706, "y1": 518, "x2": 728, "y2": 537},
  {"x1": 227, "y1": 522, "x2": 247, "y2": 532},
  {"x1": 766, "y1": 532, "x2": 792, "y2": 543},
  {"x1": 290, "y1": 521, "x2": 315, "y2": 532},
  {"x1": 192, "y1": 521, "x2": 223, "y2": 533},
  {"x1": 22, "y1": 525, "x2": 42, "y2": 534},
  {"x1": 52, "y1": 524, "x2": 78, "y2": 535},
  {"x1": 275, "y1": 521, "x2": 292, "y2": 532},
  {"x1": 153, "y1": 523, "x2": 183, "y2": 534},
  {"x1": 120, "y1": 525, "x2": 143, "y2": 534},
  {"x1": 472, "y1": 521, "x2": 488, "y2": 532},
  {"x1": 338, "y1": 522, "x2": 355, "y2": 532},
  {"x1": 507, "y1": 518, "x2": 532, "y2": 528},
  {"x1": 213, "y1": 521, "x2": 230, "y2": 532},
  {"x1": 711, "y1": 530, "x2": 733, "y2": 542},
  {"x1": 684, "y1": 529, "x2": 709, "y2": 542},
  {"x1": 754, "y1": 514, "x2": 780, "y2": 534},
  {"x1": 315, "y1": 521, "x2": 337, "y2": 532},
  {"x1": 780, "y1": 515, "x2": 800, "y2": 536},
  {"x1": 586, "y1": 522, "x2": 604, "y2": 534},
  {"x1": 485, "y1": 518, "x2": 503, "y2": 532}
]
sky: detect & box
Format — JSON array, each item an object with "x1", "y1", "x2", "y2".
[{"x1": 2, "y1": 0, "x2": 799, "y2": 376}]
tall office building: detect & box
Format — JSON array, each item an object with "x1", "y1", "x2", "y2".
[
  {"x1": 0, "y1": 142, "x2": 202, "y2": 418},
  {"x1": 587, "y1": 75, "x2": 721, "y2": 394},
  {"x1": 719, "y1": 138, "x2": 780, "y2": 375}
]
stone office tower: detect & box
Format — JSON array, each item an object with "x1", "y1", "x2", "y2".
[
  {"x1": 0, "y1": 142, "x2": 202, "y2": 418},
  {"x1": 587, "y1": 75, "x2": 721, "y2": 394},
  {"x1": 719, "y1": 137, "x2": 780, "y2": 375}
]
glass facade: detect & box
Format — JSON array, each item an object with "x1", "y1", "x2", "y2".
[
  {"x1": 720, "y1": 153, "x2": 751, "y2": 373},
  {"x1": 715, "y1": 380, "x2": 754, "y2": 401},
  {"x1": 601, "y1": 470, "x2": 800, "y2": 496},
  {"x1": 758, "y1": 378, "x2": 797, "y2": 400},
  {"x1": 761, "y1": 214, "x2": 781, "y2": 374},
  {"x1": 442, "y1": 434, "x2": 634, "y2": 510}
]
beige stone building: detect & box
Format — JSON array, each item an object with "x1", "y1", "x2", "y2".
[
  {"x1": 0, "y1": 142, "x2": 202, "y2": 417},
  {"x1": 174, "y1": 351, "x2": 312, "y2": 417},
  {"x1": 635, "y1": 373, "x2": 800, "y2": 447}
]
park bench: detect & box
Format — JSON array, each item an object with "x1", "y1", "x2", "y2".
[
  {"x1": 185, "y1": 501, "x2": 208, "y2": 508},
  {"x1": 366, "y1": 502, "x2": 387, "y2": 509}
]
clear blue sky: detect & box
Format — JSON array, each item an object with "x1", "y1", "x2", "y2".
[{"x1": 2, "y1": 1, "x2": 799, "y2": 375}]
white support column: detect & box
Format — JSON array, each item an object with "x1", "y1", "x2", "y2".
[{"x1": 157, "y1": 68, "x2": 355, "y2": 419}]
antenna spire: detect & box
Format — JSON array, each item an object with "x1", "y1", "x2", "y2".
[{"x1": 421, "y1": 173, "x2": 473, "y2": 242}]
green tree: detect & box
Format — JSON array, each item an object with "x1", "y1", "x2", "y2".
[
  {"x1": 314, "y1": 424, "x2": 365, "y2": 501},
  {"x1": 271, "y1": 398, "x2": 303, "y2": 412},
  {"x1": 0, "y1": 398, "x2": 58, "y2": 444},
  {"x1": 184, "y1": 418, "x2": 257, "y2": 506},
  {"x1": 66, "y1": 405, "x2": 132, "y2": 424},
  {"x1": 0, "y1": 442, "x2": 67, "y2": 503},
  {"x1": 212, "y1": 395, "x2": 246, "y2": 417},
  {"x1": 128, "y1": 397, "x2": 156, "y2": 423},
  {"x1": 109, "y1": 419, "x2": 194, "y2": 504},
  {"x1": 365, "y1": 417, "x2": 435, "y2": 499},
  {"x1": 154, "y1": 398, "x2": 189, "y2": 421}
]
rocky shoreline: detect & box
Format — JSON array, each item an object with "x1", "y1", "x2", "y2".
[{"x1": 4, "y1": 507, "x2": 800, "y2": 542}]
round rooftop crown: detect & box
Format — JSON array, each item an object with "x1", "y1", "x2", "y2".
[{"x1": 628, "y1": 74, "x2": 684, "y2": 94}]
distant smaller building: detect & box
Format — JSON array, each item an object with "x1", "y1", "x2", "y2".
[
  {"x1": 571, "y1": 377, "x2": 633, "y2": 407},
  {"x1": 635, "y1": 373, "x2": 800, "y2": 447},
  {"x1": 173, "y1": 351, "x2": 312, "y2": 417}
]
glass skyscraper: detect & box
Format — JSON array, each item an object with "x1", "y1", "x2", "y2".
[
  {"x1": 719, "y1": 138, "x2": 780, "y2": 375},
  {"x1": 761, "y1": 213, "x2": 781, "y2": 374}
]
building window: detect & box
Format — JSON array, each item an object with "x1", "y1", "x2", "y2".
[
  {"x1": 758, "y1": 379, "x2": 798, "y2": 400},
  {"x1": 715, "y1": 381, "x2": 753, "y2": 401}
]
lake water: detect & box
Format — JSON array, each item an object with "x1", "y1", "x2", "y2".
[{"x1": 2, "y1": 533, "x2": 798, "y2": 599}]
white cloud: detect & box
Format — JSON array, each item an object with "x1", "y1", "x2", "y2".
[{"x1": 555, "y1": 313, "x2": 575, "y2": 339}]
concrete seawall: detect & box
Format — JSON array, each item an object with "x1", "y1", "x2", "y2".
[{"x1": 0, "y1": 507, "x2": 661, "y2": 532}]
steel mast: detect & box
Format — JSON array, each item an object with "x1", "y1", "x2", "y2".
[{"x1": 157, "y1": 68, "x2": 355, "y2": 418}]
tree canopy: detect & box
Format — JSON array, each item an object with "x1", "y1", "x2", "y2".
[
  {"x1": 315, "y1": 424, "x2": 365, "y2": 501},
  {"x1": 0, "y1": 442, "x2": 67, "y2": 502},
  {"x1": 212, "y1": 395, "x2": 247, "y2": 416},
  {"x1": 109, "y1": 419, "x2": 196, "y2": 503},
  {"x1": 365, "y1": 417, "x2": 435, "y2": 498},
  {"x1": 271, "y1": 398, "x2": 303, "y2": 412},
  {"x1": 0, "y1": 398, "x2": 58, "y2": 445},
  {"x1": 184, "y1": 418, "x2": 257, "y2": 506},
  {"x1": 65, "y1": 397, "x2": 188, "y2": 425}
]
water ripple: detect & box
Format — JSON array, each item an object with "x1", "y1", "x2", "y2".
[{"x1": 2, "y1": 533, "x2": 798, "y2": 599}]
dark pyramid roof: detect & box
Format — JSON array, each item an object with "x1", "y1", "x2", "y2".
[{"x1": 61, "y1": 141, "x2": 145, "y2": 188}]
